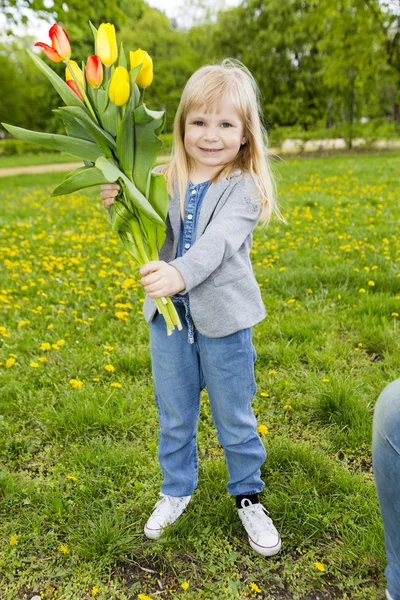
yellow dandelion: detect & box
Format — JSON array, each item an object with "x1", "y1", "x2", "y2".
[
  {"x1": 92, "y1": 587, "x2": 100, "y2": 597},
  {"x1": 283, "y1": 404, "x2": 293, "y2": 411},
  {"x1": 93, "y1": 377, "x2": 100, "y2": 382},
  {"x1": 105, "y1": 364, "x2": 115, "y2": 372},
  {"x1": 268, "y1": 370, "x2": 277, "y2": 375},
  {"x1": 30, "y1": 362, "x2": 39, "y2": 368},
  {"x1": 359, "y1": 288, "x2": 366, "y2": 293},
  {"x1": 18, "y1": 320, "x2": 30, "y2": 328},
  {"x1": 260, "y1": 392, "x2": 269, "y2": 397},
  {"x1": 115, "y1": 310, "x2": 129, "y2": 320},
  {"x1": 322, "y1": 378, "x2": 330, "y2": 382},
  {"x1": 337, "y1": 294, "x2": 341, "y2": 300},
  {"x1": 392, "y1": 313, "x2": 399, "y2": 317},
  {"x1": 40, "y1": 342, "x2": 51, "y2": 351},
  {"x1": 110, "y1": 382, "x2": 122, "y2": 388},
  {"x1": 287, "y1": 298, "x2": 296, "y2": 304},
  {"x1": 368, "y1": 281, "x2": 375, "y2": 287},
  {"x1": 66, "y1": 474, "x2": 78, "y2": 481},
  {"x1": 6, "y1": 357, "x2": 16, "y2": 368},
  {"x1": 10, "y1": 534, "x2": 19, "y2": 545},
  {"x1": 105, "y1": 345, "x2": 114, "y2": 351},
  {"x1": 138, "y1": 595, "x2": 153, "y2": 600},
  {"x1": 47, "y1": 324, "x2": 54, "y2": 329},
  {"x1": 52, "y1": 344, "x2": 61, "y2": 350},
  {"x1": 314, "y1": 561, "x2": 326, "y2": 572},
  {"x1": 57, "y1": 339, "x2": 66, "y2": 346},
  {"x1": 39, "y1": 357, "x2": 48, "y2": 363},
  {"x1": 258, "y1": 425, "x2": 268, "y2": 435},
  {"x1": 249, "y1": 582, "x2": 262, "y2": 593},
  {"x1": 181, "y1": 582, "x2": 190, "y2": 591},
  {"x1": 306, "y1": 288, "x2": 313, "y2": 294},
  {"x1": 58, "y1": 544, "x2": 69, "y2": 554},
  {"x1": 69, "y1": 379, "x2": 84, "y2": 389}
]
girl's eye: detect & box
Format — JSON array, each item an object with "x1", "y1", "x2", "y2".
[
  {"x1": 221, "y1": 122, "x2": 232, "y2": 128},
  {"x1": 193, "y1": 120, "x2": 204, "y2": 126}
]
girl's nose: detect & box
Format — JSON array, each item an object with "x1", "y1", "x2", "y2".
[{"x1": 203, "y1": 128, "x2": 219, "y2": 141}]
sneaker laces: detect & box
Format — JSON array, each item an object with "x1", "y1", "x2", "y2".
[{"x1": 240, "y1": 501, "x2": 277, "y2": 534}]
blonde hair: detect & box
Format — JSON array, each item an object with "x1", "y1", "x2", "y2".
[{"x1": 161, "y1": 58, "x2": 278, "y2": 229}]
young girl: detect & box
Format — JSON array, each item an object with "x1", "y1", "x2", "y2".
[{"x1": 100, "y1": 58, "x2": 281, "y2": 557}]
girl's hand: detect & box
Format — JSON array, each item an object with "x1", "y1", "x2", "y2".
[
  {"x1": 140, "y1": 261, "x2": 186, "y2": 298},
  {"x1": 100, "y1": 183, "x2": 120, "y2": 209}
]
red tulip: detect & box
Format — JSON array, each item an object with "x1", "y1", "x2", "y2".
[
  {"x1": 66, "y1": 80, "x2": 84, "y2": 101},
  {"x1": 35, "y1": 24, "x2": 71, "y2": 62},
  {"x1": 86, "y1": 55, "x2": 103, "y2": 88}
]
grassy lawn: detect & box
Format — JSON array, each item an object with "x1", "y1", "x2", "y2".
[
  {"x1": 0, "y1": 153, "x2": 78, "y2": 169},
  {"x1": 1, "y1": 152, "x2": 399, "y2": 599}
]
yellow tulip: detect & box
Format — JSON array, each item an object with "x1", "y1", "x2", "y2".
[
  {"x1": 129, "y1": 49, "x2": 153, "y2": 88},
  {"x1": 96, "y1": 23, "x2": 118, "y2": 66},
  {"x1": 109, "y1": 66, "x2": 130, "y2": 106},
  {"x1": 65, "y1": 60, "x2": 84, "y2": 88}
]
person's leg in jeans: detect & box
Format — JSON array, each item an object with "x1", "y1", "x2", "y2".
[
  {"x1": 372, "y1": 378, "x2": 400, "y2": 600},
  {"x1": 197, "y1": 325, "x2": 280, "y2": 556},
  {"x1": 149, "y1": 303, "x2": 205, "y2": 497},
  {"x1": 197, "y1": 326, "x2": 266, "y2": 496}
]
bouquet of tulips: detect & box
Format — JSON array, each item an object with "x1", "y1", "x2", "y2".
[{"x1": 2, "y1": 22, "x2": 182, "y2": 335}]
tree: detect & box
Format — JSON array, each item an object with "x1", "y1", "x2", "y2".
[
  {"x1": 211, "y1": 0, "x2": 328, "y2": 129},
  {"x1": 364, "y1": 0, "x2": 400, "y2": 126}
]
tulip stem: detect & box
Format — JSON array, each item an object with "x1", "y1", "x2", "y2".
[
  {"x1": 65, "y1": 59, "x2": 99, "y2": 125},
  {"x1": 139, "y1": 88, "x2": 145, "y2": 105}
]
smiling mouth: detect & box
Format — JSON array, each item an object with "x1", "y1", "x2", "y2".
[{"x1": 199, "y1": 148, "x2": 223, "y2": 153}]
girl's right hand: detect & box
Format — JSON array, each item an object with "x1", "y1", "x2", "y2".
[{"x1": 100, "y1": 183, "x2": 120, "y2": 209}]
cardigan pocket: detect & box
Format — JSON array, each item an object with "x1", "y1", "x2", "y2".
[{"x1": 212, "y1": 266, "x2": 247, "y2": 287}]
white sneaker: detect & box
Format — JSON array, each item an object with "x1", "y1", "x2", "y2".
[
  {"x1": 386, "y1": 591, "x2": 394, "y2": 600},
  {"x1": 238, "y1": 499, "x2": 281, "y2": 557},
  {"x1": 144, "y1": 493, "x2": 192, "y2": 539}
]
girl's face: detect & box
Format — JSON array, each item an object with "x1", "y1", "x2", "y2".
[{"x1": 184, "y1": 97, "x2": 246, "y2": 178}]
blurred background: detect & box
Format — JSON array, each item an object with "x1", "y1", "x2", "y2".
[{"x1": 0, "y1": 0, "x2": 399, "y2": 151}]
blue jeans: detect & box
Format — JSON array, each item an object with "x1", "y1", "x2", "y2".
[
  {"x1": 149, "y1": 300, "x2": 266, "y2": 497},
  {"x1": 372, "y1": 378, "x2": 400, "y2": 600}
]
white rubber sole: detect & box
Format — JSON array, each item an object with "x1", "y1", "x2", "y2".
[{"x1": 248, "y1": 535, "x2": 282, "y2": 557}]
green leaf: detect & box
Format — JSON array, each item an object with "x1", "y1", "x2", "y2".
[
  {"x1": 148, "y1": 173, "x2": 169, "y2": 249},
  {"x1": 27, "y1": 49, "x2": 84, "y2": 109},
  {"x1": 51, "y1": 166, "x2": 108, "y2": 196},
  {"x1": 97, "y1": 88, "x2": 110, "y2": 113},
  {"x1": 95, "y1": 156, "x2": 164, "y2": 226},
  {"x1": 117, "y1": 108, "x2": 134, "y2": 179},
  {"x1": 133, "y1": 103, "x2": 165, "y2": 198},
  {"x1": 97, "y1": 86, "x2": 118, "y2": 137},
  {"x1": 118, "y1": 42, "x2": 127, "y2": 69},
  {"x1": 59, "y1": 106, "x2": 116, "y2": 157},
  {"x1": 53, "y1": 109, "x2": 95, "y2": 142},
  {"x1": 2, "y1": 123, "x2": 103, "y2": 162},
  {"x1": 95, "y1": 156, "x2": 122, "y2": 182},
  {"x1": 127, "y1": 66, "x2": 142, "y2": 112},
  {"x1": 89, "y1": 21, "x2": 98, "y2": 54}
]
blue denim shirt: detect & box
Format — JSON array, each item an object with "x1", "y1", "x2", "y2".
[{"x1": 171, "y1": 178, "x2": 212, "y2": 343}]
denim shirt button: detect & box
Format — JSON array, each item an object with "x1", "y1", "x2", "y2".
[
  {"x1": 187, "y1": 214, "x2": 193, "y2": 220},
  {"x1": 191, "y1": 190, "x2": 196, "y2": 195},
  {"x1": 185, "y1": 243, "x2": 191, "y2": 249}
]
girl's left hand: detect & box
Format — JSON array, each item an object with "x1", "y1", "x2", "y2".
[{"x1": 140, "y1": 261, "x2": 186, "y2": 298}]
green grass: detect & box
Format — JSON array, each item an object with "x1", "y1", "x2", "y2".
[
  {"x1": 1, "y1": 151, "x2": 399, "y2": 599},
  {"x1": 0, "y1": 153, "x2": 77, "y2": 169}
]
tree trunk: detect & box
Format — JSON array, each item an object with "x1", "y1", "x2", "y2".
[{"x1": 348, "y1": 70, "x2": 356, "y2": 150}]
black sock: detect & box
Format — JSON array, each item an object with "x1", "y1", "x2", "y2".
[{"x1": 235, "y1": 493, "x2": 259, "y2": 508}]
